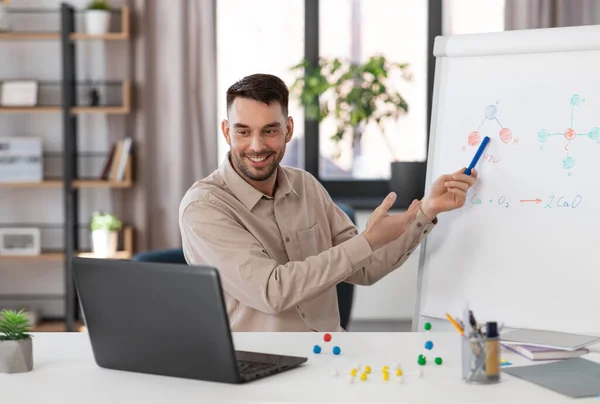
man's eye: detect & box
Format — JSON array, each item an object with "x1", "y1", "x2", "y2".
[{"x1": 237, "y1": 130, "x2": 249, "y2": 135}]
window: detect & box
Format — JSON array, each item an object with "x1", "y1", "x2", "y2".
[
  {"x1": 318, "y1": 0, "x2": 429, "y2": 180},
  {"x1": 443, "y1": 0, "x2": 506, "y2": 35},
  {"x1": 216, "y1": 0, "x2": 305, "y2": 168}
]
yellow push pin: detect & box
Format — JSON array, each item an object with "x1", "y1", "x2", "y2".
[
  {"x1": 396, "y1": 369, "x2": 403, "y2": 377},
  {"x1": 360, "y1": 372, "x2": 368, "y2": 381},
  {"x1": 364, "y1": 365, "x2": 371, "y2": 374},
  {"x1": 350, "y1": 368, "x2": 357, "y2": 377}
]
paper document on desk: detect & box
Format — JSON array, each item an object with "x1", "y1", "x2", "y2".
[{"x1": 500, "y1": 329, "x2": 600, "y2": 351}]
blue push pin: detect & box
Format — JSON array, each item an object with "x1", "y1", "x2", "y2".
[
  {"x1": 332, "y1": 346, "x2": 341, "y2": 355},
  {"x1": 425, "y1": 341, "x2": 434, "y2": 350},
  {"x1": 313, "y1": 345, "x2": 321, "y2": 354}
]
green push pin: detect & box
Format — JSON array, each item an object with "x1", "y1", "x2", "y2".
[
  {"x1": 418, "y1": 354, "x2": 426, "y2": 366},
  {"x1": 435, "y1": 357, "x2": 443, "y2": 365},
  {"x1": 424, "y1": 322, "x2": 432, "y2": 331}
]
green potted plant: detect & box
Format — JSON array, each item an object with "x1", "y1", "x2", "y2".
[
  {"x1": 290, "y1": 55, "x2": 427, "y2": 205},
  {"x1": 0, "y1": 309, "x2": 33, "y2": 374},
  {"x1": 85, "y1": 0, "x2": 111, "y2": 35},
  {"x1": 90, "y1": 211, "x2": 122, "y2": 258}
]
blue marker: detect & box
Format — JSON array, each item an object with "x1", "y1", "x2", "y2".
[{"x1": 464, "y1": 136, "x2": 490, "y2": 176}]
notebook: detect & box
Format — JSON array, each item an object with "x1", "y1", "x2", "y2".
[
  {"x1": 502, "y1": 343, "x2": 589, "y2": 361},
  {"x1": 500, "y1": 329, "x2": 600, "y2": 351},
  {"x1": 502, "y1": 356, "x2": 600, "y2": 398}
]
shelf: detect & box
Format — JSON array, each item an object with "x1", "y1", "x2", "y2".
[
  {"x1": 0, "y1": 154, "x2": 133, "y2": 189},
  {"x1": 0, "y1": 7, "x2": 130, "y2": 42},
  {"x1": 0, "y1": 106, "x2": 61, "y2": 113},
  {"x1": 0, "y1": 32, "x2": 129, "y2": 41},
  {"x1": 69, "y1": 32, "x2": 128, "y2": 41},
  {"x1": 0, "y1": 81, "x2": 132, "y2": 114},
  {"x1": 0, "y1": 226, "x2": 134, "y2": 261},
  {"x1": 32, "y1": 320, "x2": 85, "y2": 332},
  {"x1": 0, "y1": 32, "x2": 59, "y2": 40},
  {"x1": 0, "y1": 180, "x2": 63, "y2": 188},
  {"x1": 0, "y1": 179, "x2": 131, "y2": 188},
  {"x1": 0, "y1": 251, "x2": 64, "y2": 261}
]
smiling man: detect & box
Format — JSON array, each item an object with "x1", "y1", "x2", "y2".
[{"x1": 179, "y1": 73, "x2": 477, "y2": 332}]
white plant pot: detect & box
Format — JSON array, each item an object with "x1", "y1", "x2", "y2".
[
  {"x1": 0, "y1": 339, "x2": 33, "y2": 374},
  {"x1": 85, "y1": 10, "x2": 111, "y2": 35},
  {"x1": 91, "y1": 230, "x2": 118, "y2": 258}
]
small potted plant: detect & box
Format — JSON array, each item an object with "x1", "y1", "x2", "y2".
[
  {"x1": 90, "y1": 211, "x2": 122, "y2": 258},
  {"x1": 0, "y1": 309, "x2": 33, "y2": 374},
  {"x1": 85, "y1": 0, "x2": 111, "y2": 35}
]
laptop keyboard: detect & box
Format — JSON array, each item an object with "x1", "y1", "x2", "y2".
[{"x1": 238, "y1": 360, "x2": 278, "y2": 375}]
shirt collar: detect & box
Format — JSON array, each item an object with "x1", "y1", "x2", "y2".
[{"x1": 219, "y1": 152, "x2": 298, "y2": 211}]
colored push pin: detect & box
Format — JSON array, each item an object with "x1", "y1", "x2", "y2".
[
  {"x1": 435, "y1": 357, "x2": 443, "y2": 365},
  {"x1": 360, "y1": 372, "x2": 368, "y2": 381},
  {"x1": 382, "y1": 371, "x2": 389, "y2": 381},
  {"x1": 418, "y1": 354, "x2": 426, "y2": 366},
  {"x1": 424, "y1": 322, "x2": 432, "y2": 331},
  {"x1": 425, "y1": 341, "x2": 434, "y2": 350},
  {"x1": 381, "y1": 365, "x2": 389, "y2": 372},
  {"x1": 396, "y1": 369, "x2": 403, "y2": 377},
  {"x1": 364, "y1": 365, "x2": 371, "y2": 374},
  {"x1": 350, "y1": 368, "x2": 358, "y2": 377},
  {"x1": 324, "y1": 333, "x2": 332, "y2": 342},
  {"x1": 313, "y1": 345, "x2": 321, "y2": 354},
  {"x1": 332, "y1": 346, "x2": 341, "y2": 355}
]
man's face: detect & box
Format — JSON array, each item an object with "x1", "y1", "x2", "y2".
[{"x1": 222, "y1": 97, "x2": 293, "y2": 183}]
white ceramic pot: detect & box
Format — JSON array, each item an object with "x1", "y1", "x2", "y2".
[
  {"x1": 91, "y1": 230, "x2": 118, "y2": 258},
  {"x1": 0, "y1": 339, "x2": 33, "y2": 374},
  {"x1": 85, "y1": 10, "x2": 111, "y2": 35}
]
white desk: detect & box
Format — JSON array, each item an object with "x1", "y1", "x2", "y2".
[{"x1": 2, "y1": 332, "x2": 600, "y2": 403}]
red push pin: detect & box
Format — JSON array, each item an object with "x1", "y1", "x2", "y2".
[{"x1": 324, "y1": 333, "x2": 332, "y2": 342}]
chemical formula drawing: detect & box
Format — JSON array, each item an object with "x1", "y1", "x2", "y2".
[
  {"x1": 537, "y1": 94, "x2": 600, "y2": 175},
  {"x1": 462, "y1": 101, "x2": 518, "y2": 154}
]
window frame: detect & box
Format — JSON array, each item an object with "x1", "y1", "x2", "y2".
[{"x1": 303, "y1": 0, "x2": 442, "y2": 209}]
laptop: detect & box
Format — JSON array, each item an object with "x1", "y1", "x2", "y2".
[{"x1": 72, "y1": 257, "x2": 307, "y2": 384}]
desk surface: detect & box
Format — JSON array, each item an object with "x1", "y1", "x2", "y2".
[{"x1": 2, "y1": 332, "x2": 600, "y2": 403}]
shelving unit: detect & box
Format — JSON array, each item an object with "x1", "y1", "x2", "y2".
[{"x1": 0, "y1": 3, "x2": 134, "y2": 332}]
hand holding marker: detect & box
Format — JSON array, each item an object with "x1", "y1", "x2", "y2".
[{"x1": 465, "y1": 136, "x2": 490, "y2": 176}]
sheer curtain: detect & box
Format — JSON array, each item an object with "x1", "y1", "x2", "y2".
[
  {"x1": 505, "y1": 0, "x2": 600, "y2": 29},
  {"x1": 120, "y1": 0, "x2": 218, "y2": 251}
]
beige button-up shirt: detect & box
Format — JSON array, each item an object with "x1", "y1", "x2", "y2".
[{"x1": 179, "y1": 156, "x2": 436, "y2": 332}]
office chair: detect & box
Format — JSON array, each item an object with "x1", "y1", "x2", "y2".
[{"x1": 132, "y1": 202, "x2": 356, "y2": 329}]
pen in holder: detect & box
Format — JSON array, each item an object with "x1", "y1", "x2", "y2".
[{"x1": 461, "y1": 321, "x2": 500, "y2": 384}]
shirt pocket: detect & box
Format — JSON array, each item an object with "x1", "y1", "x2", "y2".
[{"x1": 297, "y1": 223, "x2": 320, "y2": 259}]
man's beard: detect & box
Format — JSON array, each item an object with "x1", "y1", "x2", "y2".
[{"x1": 231, "y1": 148, "x2": 284, "y2": 182}]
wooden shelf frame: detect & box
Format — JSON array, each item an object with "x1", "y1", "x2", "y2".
[
  {"x1": 0, "y1": 225, "x2": 134, "y2": 261},
  {"x1": 0, "y1": 7, "x2": 130, "y2": 41},
  {"x1": 0, "y1": 156, "x2": 133, "y2": 188},
  {"x1": 0, "y1": 4, "x2": 134, "y2": 332},
  {"x1": 0, "y1": 80, "x2": 131, "y2": 115}
]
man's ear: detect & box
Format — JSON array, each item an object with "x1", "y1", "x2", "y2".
[
  {"x1": 222, "y1": 119, "x2": 231, "y2": 145},
  {"x1": 285, "y1": 116, "x2": 294, "y2": 143}
]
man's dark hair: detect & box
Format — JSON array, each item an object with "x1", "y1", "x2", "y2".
[{"x1": 226, "y1": 73, "x2": 289, "y2": 117}]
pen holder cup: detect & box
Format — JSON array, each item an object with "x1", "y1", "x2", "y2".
[{"x1": 461, "y1": 335, "x2": 500, "y2": 384}]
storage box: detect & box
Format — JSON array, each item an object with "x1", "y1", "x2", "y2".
[{"x1": 0, "y1": 137, "x2": 43, "y2": 182}]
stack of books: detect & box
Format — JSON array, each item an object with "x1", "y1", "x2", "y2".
[
  {"x1": 99, "y1": 137, "x2": 132, "y2": 181},
  {"x1": 500, "y1": 329, "x2": 600, "y2": 361}
]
